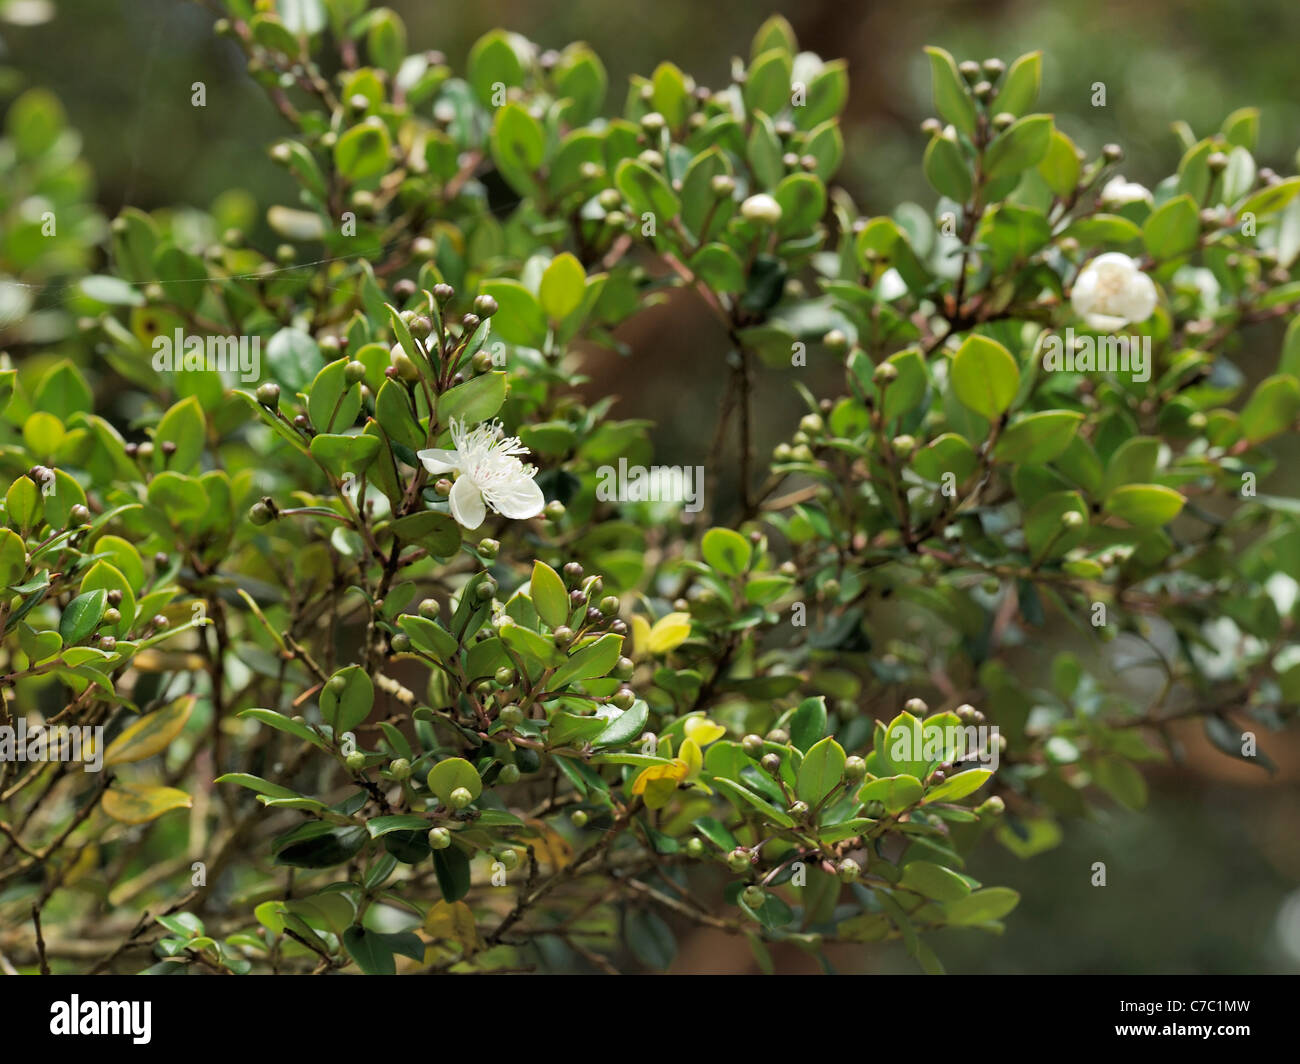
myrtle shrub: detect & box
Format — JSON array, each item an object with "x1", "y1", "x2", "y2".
[{"x1": 1, "y1": 3, "x2": 1298, "y2": 975}]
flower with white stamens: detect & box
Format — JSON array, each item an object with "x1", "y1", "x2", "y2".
[
  {"x1": 417, "y1": 419, "x2": 545, "y2": 530},
  {"x1": 1071, "y1": 252, "x2": 1158, "y2": 331}
]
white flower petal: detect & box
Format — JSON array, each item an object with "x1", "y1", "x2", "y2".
[
  {"x1": 1085, "y1": 312, "x2": 1129, "y2": 332},
  {"x1": 418, "y1": 448, "x2": 461, "y2": 475},
  {"x1": 487, "y1": 475, "x2": 545, "y2": 520},
  {"x1": 448, "y1": 475, "x2": 487, "y2": 529}
]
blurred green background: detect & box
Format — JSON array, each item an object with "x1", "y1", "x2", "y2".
[{"x1": 3, "y1": 0, "x2": 1298, "y2": 974}]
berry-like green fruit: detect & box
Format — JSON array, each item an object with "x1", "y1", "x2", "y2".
[
  {"x1": 570, "y1": 809, "x2": 589, "y2": 828},
  {"x1": 448, "y1": 786, "x2": 473, "y2": 810},
  {"x1": 428, "y1": 827, "x2": 452, "y2": 850},
  {"x1": 498, "y1": 763, "x2": 521, "y2": 785},
  {"x1": 496, "y1": 847, "x2": 520, "y2": 871}
]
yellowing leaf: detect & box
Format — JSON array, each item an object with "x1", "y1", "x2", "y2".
[
  {"x1": 423, "y1": 900, "x2": 481, "y2": 956},
  {"x1": 103, "y1": 695, "x2": 194, "y2": 766},
  {"x1": 631, "y1": 758, "x2": 689, "y2": 795},
  {"x1": 683, "y1": 716, "x2": 725, "y2": 747},
  {"x1": 647, "y1": 612, "x2": 692, "y2": 654},
  {"x1": 525, "y1": 821, "x2": 575, "y2": 870},
  {"x1": 678, "y1": 738, "x2": 703, "y2": 780},
  {"x1": 630, "y1": 615, "x2": 652, "y2": 660},
  {"x1": 101, "y1": 783, "x2": 192, "y2": 824}
]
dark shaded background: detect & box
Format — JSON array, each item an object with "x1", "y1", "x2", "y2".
[{"x1": 3, "y1": 0, "x2": 1298, "y2": 973}]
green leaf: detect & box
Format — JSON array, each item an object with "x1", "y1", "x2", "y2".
[
  {"x1": 923, "y1": 47, "x2": 975, "y2": 136},
  {"x1": 593, "y1": 699, "x2": 649, "y2": 748},
  {"x1": 1238, "y1": 176, "x2": 1300, "y2": 217},
  {"x1": 550, "y1": 633, "x2": 623, "y2": 688},
  {"x1": 1092, "y1": 756, "x2": 1148, "y2": 810},
  {"x1": 333, "y1": 118, "x2": 391, "y2": 184},
  {"x1": 530, "y1": 561, "x2": 569, "y2": 628},
  {"x1": 711, "y1": 777, "x2": 795, "y2": 827},
  {"x1": 795, "y1": 736, "x2": 846, "y2": 805},
  {"x1": 389, "y1": 511, "x2": 461, "y2": 557},
  {"x1": 437, "y1": 371, "x2": 508, "y2": 425},
  {"x1": 993, "y1": 410, "x2": 1083, "y2": 463},
  {"x1": 538, "y1": 253, "x2": 586, "y2": 323},
  {"x1": 615, "y1": 159, "x2": 680, "y2": 222},
  {"x1": 1239, "y1": 374, "x2": 1300, "y2": 442},
  {"x1": 320, "y1": 665, "x2": 373, "y2": 733},
  {"x1": 466, "y1": 30, "x2": 522, "y2": 106},
  {"x1": 343, "y1": 926, "x2": 396, "y2": 975},
  {"x1": 480, "y1": 280, "x2": 546, "y2": 348},
  {"x1": 1103, "y1": 484, "x2": 1185, "y2": 527},
  {"x1": 923, "y1": 767, "x2": 993, "y2": 803},
  {"x1": 426, "y1": 757, "x2": 482, "y2": 805},
  {"x1": 744, "y1": 49, "x2": 793, "y2": 116},
  {"x1": 945, "y1": 886, "x2": 1020, "y2": 926},
  {"x1": 789, "y1": 695, "x2": 828, "y2": 753},
  {"x1": 922, "y1": 131, "x2": 971, "y2": 202},
  {"x1": 59, "y1": 588, "x2": 107, "y2": 645},
  {"x1": 1102, "y1": 437, "x2": 1161, "y2": 497},
  {"x1": 983, "y1": 114, "x2": 1053, "y2": 181},
  {"x1": 857, "y1": 774, "x2": 923, "y2": 814},
  {"x1": 1143, "y1": 194, "x2": 1199, "y2": 259},
  {"x1": 951, "y1": 335, "x2": 1020, "y2": 419},
  {"x1": 490, "y1": 102, "x2": 545, "y2": 196},
  {"x1": 900, "y1": 860, "x2": 971, "y2": 901},
  {"x1": 701, "y1": 527, "x2": 752, "y2": 576},
  {"x1": 992, "y1": 51, "x2": 1041, "y2": 116},
  {"x1": 239, "y1": 708, "x2": 327, "y2": 749}
]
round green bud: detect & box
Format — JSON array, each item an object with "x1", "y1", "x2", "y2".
[
  {"x1": 99, "y1": 635, "x2": 116, "y2": 651},
  {"x1": 344, "y1": 360, "x2": 367, "y2": 385},
  {"x1": 499, "y1": 704, "x2": 524, "y2": 727},
  {"x1": 639, "y1": 111, "x2": 666, "y2": 133},
  {"x1": 478, "y1": 537, "x2": 500, "y2": 559},
  {"x1": 845, "y1": 755, "x2": 867, "y2": 782},
  {"x1": 447, "y1": 786, "x2": 473, "y2": 810},
  {"x1": 599, "y1": 595, "x2": 620, "y2": 617},
  {"x1": 68, "y1": 504, "x2": 91, "y2": 527},
  {"x1": 390, "y1": 633, "x2": 411, "y2": 653},
  {"x1": 766, "y1": 728, "x2": 789, "y2": 745},
  {"x1": 977, "y1": 795, "x2": 1005, "y2": 817},
  {"x1": 891, "y1": 434, "x2": 916, "y2": 458},
  {"x1": 741, "y1": 885, "x2": 766, "y2": 908},
  {"x1": 428, "y1": 827, "x2": 452, "y2": 850},
  {"x1": 344, "y1": 751, "x2": 366, "y2": 772},
  {"x1": 982, "y1": 577, "x2": 1001, "y2": 594},
  {"x1": 685, "y1": 837, "x2": 705, "y2": 858},
  {"x1": 434, "y1": 478, "x2": 453, "y2": 497},
  {"x1": 570, "y1": 809, "x2": 589, "y2": 828},
  {"x1": 498, "y1": 763, "x2": 521, "y2": 785},
  {"x1": 544, "y1": 500, "x2": 566, "y2": 521},
  {"x1": 390, "y1": 757, "x2": 411, "y2": 780},
  {"x1": 102, "y1": 607, "x2": 121, "y2": 626},
  {"x1": 1102, "y1": 143, "x2": 1123, "y2": 163},
  {"x1": 613, "y1": 656, "x2": 635, "y2": 680},
  {"x1": 611, "y1": 688, "x2": 636, "y2": 711},
  {"x1": 256, "y1": 381, "x2": 281, "y2": 407},
  {"x1": 496, "y1": 847, "x2": 520, "y2": 871},
  {"x1": 904, "y1": 697, "x2": 928, "y2": 715},
  {"x1": 838, "y1": 858, "x2": 861, "y2": 883},
  {"x1": 742, "y1": 734, "x2": 765, "y2": 758},
  {"x1": 761, "y1": 752, "x2": 782, "y2": 774},
  {"x1": 727, "y1": 848, "x2": 751, "y2": 873},
  {"x1": 958, "y1": 59, "x2": 981, "y2": 82},
  {"x1": 789, "y1": 800, "x2": 810, "y2": 819},
  {"x1": 418, "y1": 598, "x2": 440, "y2": 619},
  {"x1": 1060, "y1": 509, "x2": 1084, "y2": 529},
  {"x1": 494, "y1": 666, "x2": 518, "y2": 687},
  {"x1": 249, "y1": 501, "x2": 274, "y2": 526},
  {"x1": 552, "y1": 626, "x2": 574, "y2": 648},
  {"x1": 475, "y1": 578, "x2": 497, "y2": 601}
]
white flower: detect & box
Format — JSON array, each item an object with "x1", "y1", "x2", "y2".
[
  {"x1": 1100, "y1": 175, "x2": 1153, "y2": 208},
  {"x1": 417, "y1": 418, "x2": 545, "y2": 530},
  {"x1": 1071, "y1": 252, "x2": 1158, "y2": 331}
]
